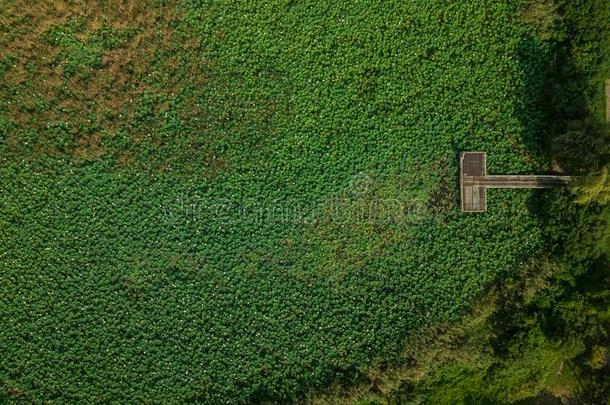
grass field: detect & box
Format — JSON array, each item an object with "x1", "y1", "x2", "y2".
[{"x1": 0, "y1": 0, "x2": 583, "y2": 402}]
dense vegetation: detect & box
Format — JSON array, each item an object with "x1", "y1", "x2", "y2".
[
  {"x1": 310, "y1": 0, "x2": 610, "y2": 403},
  {"x1": 0, "y1": 0, "x2": 608, "y2": 403}
]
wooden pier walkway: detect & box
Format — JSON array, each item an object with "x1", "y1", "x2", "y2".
[{"x1": 460, "y1": 152, "x2": 573, "y2": 212}]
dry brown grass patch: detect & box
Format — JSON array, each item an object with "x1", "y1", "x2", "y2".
[{"x1": 1, "y1": 0, "x2": 182, "y2": 160}]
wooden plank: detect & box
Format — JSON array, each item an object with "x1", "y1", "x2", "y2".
[
  {"x1": 471, "y1": 185, "x2": 486, "y2": 211},
  {"x1": 461, "y1": 186, "x2": 486, "y2": 212},
  {"x1": 482, "y1": 175, "x2": 572, "y2": 188}
]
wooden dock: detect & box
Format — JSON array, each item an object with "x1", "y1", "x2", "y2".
[{"x1": 460, "y1": 152, "x2": 572, "y2": 212}]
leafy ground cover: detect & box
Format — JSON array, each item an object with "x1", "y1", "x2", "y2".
[
  {"x1": 0, "y1": 0, "x2": 597, "y2": 402},
  {"x1": 311, "y1": 1, "x2": 610, "y2": 403}
]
